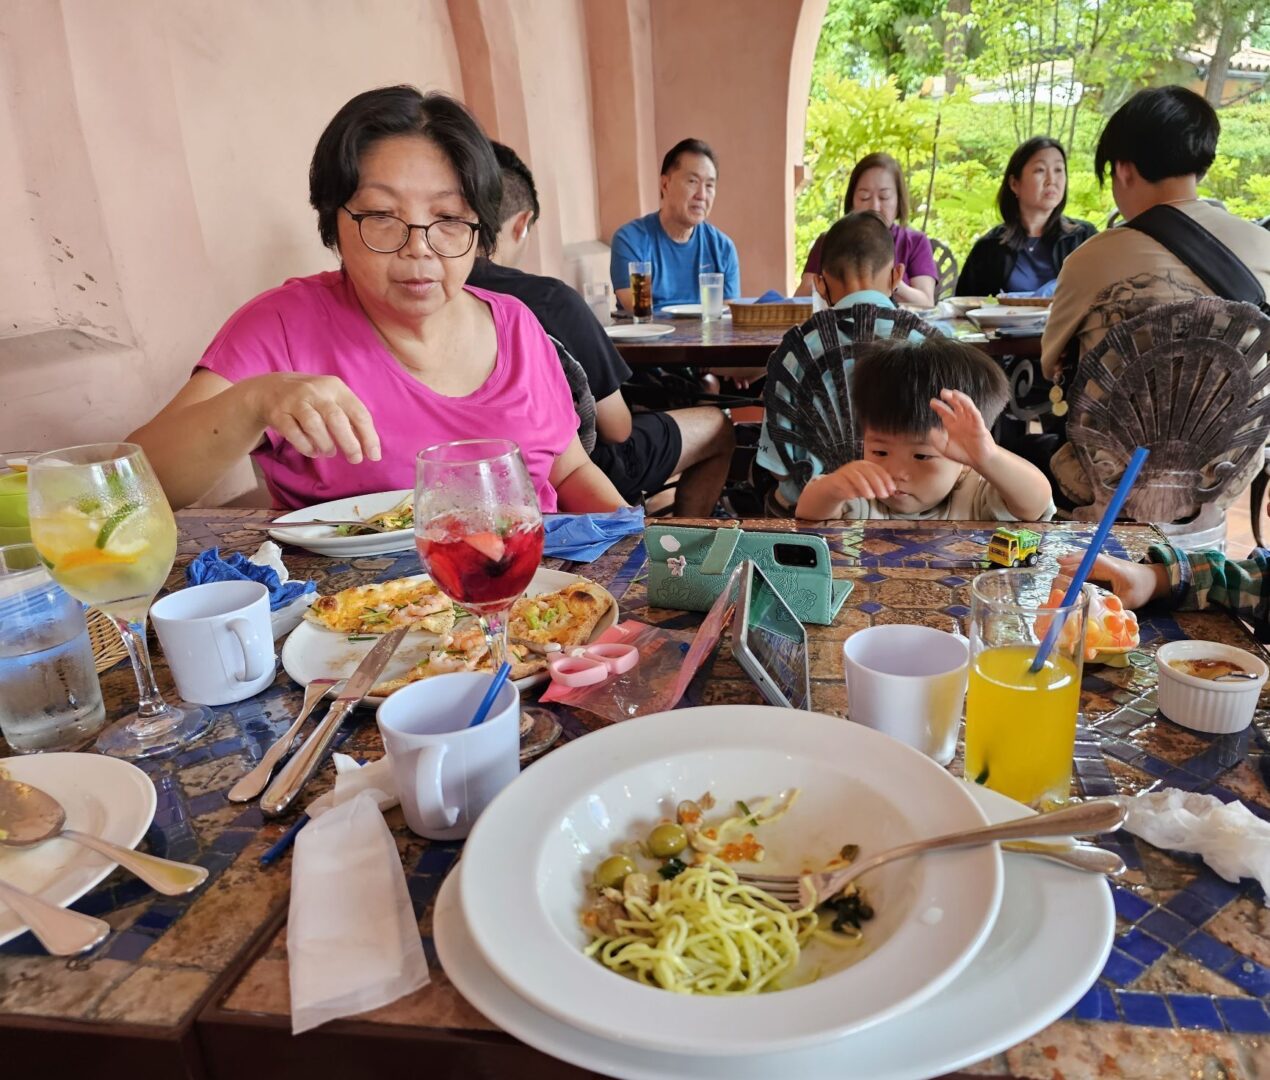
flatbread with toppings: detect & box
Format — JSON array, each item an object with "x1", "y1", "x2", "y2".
[
  {"x1": 370, "y1": 580, "x2": 615, "y2": 696},
  {"x1": 303, "y1": 576, "x2": 456, "y2": 636}
]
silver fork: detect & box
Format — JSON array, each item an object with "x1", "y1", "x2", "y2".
[
  {"x1": 258, "y1": 519, "x2": 393, "y2": 532},
  {"x1": 737, "y1": 798, "x2": 1127, "y2": 906},
  {"x1": 227, "y1": 679, "x2": 343, "y2": 802}
]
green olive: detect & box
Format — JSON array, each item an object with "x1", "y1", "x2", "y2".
[
  {"x1": 647, "y1": 822, "x2": 688, "y2": 857},
  {"x1": 594, "y1": 854, "x2": 637, "y2": 889}
]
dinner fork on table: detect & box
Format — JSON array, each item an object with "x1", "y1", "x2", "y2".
[{"x1": 737, "y1": 797, "x2": 1127, "y2": 907}]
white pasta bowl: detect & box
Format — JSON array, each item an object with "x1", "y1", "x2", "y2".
[
  {"x1": 459, "y1": 705, "x2": 1003, "y2": 1057},
  {"x1": 1155, "y1": 640, "x2": 1268, "y2": 734}
]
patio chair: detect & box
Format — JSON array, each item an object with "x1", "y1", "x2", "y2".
[
  {"x1": 929, "y1": 237, "x2": 958, "y2": 302},
  {"x1": 761, "y1": 304, "x2": 940, "y2": 490},
  {"x1": 549, "y1": 336, "x2": 597, "y2": 455},
  {"x1": 1064, "y1": 297, "x2": 1270, "y2": 549}
]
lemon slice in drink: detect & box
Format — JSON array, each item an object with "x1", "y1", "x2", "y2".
[{"x1": 94, "y1": 502, "x2": 150, "y2": 559}]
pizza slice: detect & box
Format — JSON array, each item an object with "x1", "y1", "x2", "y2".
[{"x1": 304, "y1": 576, "x2": 456, "y2": 636}]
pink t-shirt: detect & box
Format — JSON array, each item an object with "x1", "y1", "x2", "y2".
[{"x1": 197, "y1": 272, "x2": 578, "y2": 511}]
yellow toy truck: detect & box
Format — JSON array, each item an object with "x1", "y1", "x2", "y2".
[{"x1": 987, "y1": 527, "x2": 1041, "y2": 568}]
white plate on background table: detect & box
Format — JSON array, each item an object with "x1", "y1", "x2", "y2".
[
  {"x1": 658, "y1": 303, "x2": 731, "y2": 318},
  {"x1": 280, "y1": 568, "x2": 618, "y2": 704},
  {"x1": 436, "y1": 782, "x2": 1113, "y2": 1080},
  {"x1": 0, "y1": 754, "x2": 157, "y2": 948},
  {"x1": 459, "y1": 706, "x2": 1002, "y2": 1056},
  {"x1": 603, "y1": 322, "x2": 675, "y2": 340},
  {"x1": 267, "y1": 489, "x2": 415, "y2": 557},
  {"x1": 966, "y1": 306, "x2": 1050, "y2": 331}
]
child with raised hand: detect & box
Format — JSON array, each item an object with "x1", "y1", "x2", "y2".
[{"x1": 796, "y1": 338, "x2": 1056, "y2": 522}]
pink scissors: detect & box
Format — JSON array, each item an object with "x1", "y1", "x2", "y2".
[{"x1": 548, "y1": 643, "x2": 640, "y2": 688}]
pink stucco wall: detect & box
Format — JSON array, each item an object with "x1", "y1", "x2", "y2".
[{"x1": 0, "y1": 0, "x2": 824, "y2": 474}]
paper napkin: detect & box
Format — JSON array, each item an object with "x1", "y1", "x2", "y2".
[
  {"x1": 288, "y1": 789, "x2": 429, "y2": 1034},
  {"x1": 306, "y1": 753, "x2": 399, "y2": 817},
  {"x1": 542, "y1": 506, "x2": 645, "y2": 562},
  {"x1": 1122, "y1": 788, "x2": 1270, "y2": 898}
]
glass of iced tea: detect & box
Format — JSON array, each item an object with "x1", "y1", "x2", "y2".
[
  {"x1": 628, "y1": 261, "x2": 653, "y2": 322},
  {"x1": 415, "y1": 439, "x2": 544, "y2": 669},
  {"x1": 963, "y1": 569, "x2": 1089, "y2": 809},
  {"x1": 26, "y1": 442, "x2": 213, "y2": 759}
]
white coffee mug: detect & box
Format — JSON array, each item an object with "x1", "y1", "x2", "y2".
[
  {"x1": 842, "y1": 624, "x2": 969, "y2": 765},
  {"x1": 376, "y1": 672, "x2": 521, "y2": 840},
  {"x1": 151, "y1": 580, "x2": 276, "y2": 706}
]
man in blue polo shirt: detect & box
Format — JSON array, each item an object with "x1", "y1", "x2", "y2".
[{"x1": 610, "y1": 139, "x2": 741, "y2": 310}]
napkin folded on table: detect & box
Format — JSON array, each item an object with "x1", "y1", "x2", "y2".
[
  {"x1": 543, "y1": 506, "x2": 645, "y2": 563},
  {"x1": 288, "y1": 787, "x2": 427, "y2": 1034},
  {"x1": 1122, "y1": 788, "x2": 1270, "y2": 899},
  {"x1": 186, "y1": 542, "x2": 316, "y2": 637}
]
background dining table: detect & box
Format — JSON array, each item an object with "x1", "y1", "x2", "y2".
[{"x1": 0, "y1": 509, "x2": 1266, "y2": 1080}]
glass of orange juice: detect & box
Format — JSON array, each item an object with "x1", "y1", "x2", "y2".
[{"x1": 963, "y1": 569, "x2": 1089, "y2": 809}]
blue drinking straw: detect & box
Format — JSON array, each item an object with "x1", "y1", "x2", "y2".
[
  {"x1": 1029, "y1": 446, "x2": 1150, "y2": 674},
  {"x1": 469, "y1": 662, "x2": 512, "y2": 727}
]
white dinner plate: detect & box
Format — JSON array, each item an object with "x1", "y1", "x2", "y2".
[
  {"x1": 966, "y1": 306, "x2": 1050, "y2": 331},
  {"x1": 0, "y1": 753, "x2": 157, "y2": 947},
  {"x1": 280, "y1": 568, "x2": 618, "y2": 704},
  {"x1": 603, "y1": 322, "x2": 675, "y2": 340},
  {"x1": 459, "y1": 706, "x2": 1002, "y2": 1057},
  {"x1": 267, "y1": 489, "x2": 415, "y2": 557},
  {"x1": 658, "y1": 304, "x2": 731, "y2": 318},
  {"x1": 436, "y1": 783, "x2": 1114, "y2": 1080}
]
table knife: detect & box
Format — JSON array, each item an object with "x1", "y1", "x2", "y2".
[{"x1": 259, "y1": 627, "x2": 408, "y2": 818}]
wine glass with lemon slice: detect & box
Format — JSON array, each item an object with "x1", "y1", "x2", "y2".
[{"x1": 27, "y1": 443, "x2": 212, "y2": 758}]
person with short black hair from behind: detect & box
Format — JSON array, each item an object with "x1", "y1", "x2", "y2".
[
  {"x1": 1040, "y1": 85, "x2": 1270, "y2": 510},
  {"x1": 468, "y1": 143, "x2": 735, "y2": 518},
  {"x1": 796, "y1": 339, "x2": 1055, "y2": 522},
  {"x1": 609, "y1": 138, "x2": 740, "y2": 309},
  {"x1": 957, "y1": 137, "x2": 1097, "y2": 298},
  {"x1": 755, "y1": 212, "x2": 916, "y2": 512}
]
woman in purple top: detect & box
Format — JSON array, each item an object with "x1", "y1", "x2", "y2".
[{"x1": 797, "y1": 153, "x2": 939, "y2": 307}]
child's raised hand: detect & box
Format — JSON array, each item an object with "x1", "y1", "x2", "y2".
[
  {"x1": 825, "y1": 460, "x2": 897, "y2": 502},
  {"x1": 930, "y1": 389, "x2": 995, "y2": 469}
]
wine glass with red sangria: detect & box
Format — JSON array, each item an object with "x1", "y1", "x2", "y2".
[{"x1": 415, "y1": 439, "x2": 544, "y2": 668}]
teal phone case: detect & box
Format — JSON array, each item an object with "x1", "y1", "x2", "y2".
[{"x1": 644, "y1": 524, "x2": 852, "y2": 625}]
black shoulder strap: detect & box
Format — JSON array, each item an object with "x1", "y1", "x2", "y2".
[{"x1": 1125, "y1": 204, "x2": 1266, "y2": 307}]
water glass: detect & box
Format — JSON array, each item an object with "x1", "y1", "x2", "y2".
[
  {"x1": 699, "y1": 272, "x2": 725, "y2": 322},
  {"x1": 0, "y1": 543, "x2": 106, "y2": 752},
  {"x1": 583, "y1": 281, "x2": 612, "y2": 326},
  {"x1": 963, "y1": 569, "x2": 1089, "y2": 808}
]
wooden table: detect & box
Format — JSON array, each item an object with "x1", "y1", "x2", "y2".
[
  {"x1": 2, "y1": 512, "x2": 1267, "y2": 1079},
  {"x1": 613, "y1": 316, "x2": 1042, "y2": 368}
]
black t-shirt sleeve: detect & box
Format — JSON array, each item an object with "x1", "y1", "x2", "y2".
[{"x1": 540, "y1": 284, "x2": 632, "y2": 401}]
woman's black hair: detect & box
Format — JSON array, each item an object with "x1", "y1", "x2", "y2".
[
  {"x1": 998, "y1": 136, "x2": 1069, "y2": 249},
  {"x1": 309, "y1": 86, "x2": 501, "y2": 256},
  {"x1": 1094, "y1": 86, "x2": 1219, "y2": 185}
]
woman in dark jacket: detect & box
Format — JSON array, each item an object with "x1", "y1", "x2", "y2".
[{"x1": 957, "y1": 137, "x2": 1096, "y2": 297}]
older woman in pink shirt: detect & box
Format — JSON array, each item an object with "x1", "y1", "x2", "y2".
[{"x1": 131, "y1": 87, "x2": 622, "y2": 514}]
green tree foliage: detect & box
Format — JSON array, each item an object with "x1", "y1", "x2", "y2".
[
  {"x1": 812, "y1": 0, "x2": 949, "y2": 94},
  {"x1": 795, "y1": 0, "x2": 1270, "y2": 281}
]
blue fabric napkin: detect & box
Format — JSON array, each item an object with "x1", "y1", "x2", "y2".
[
  {"x1": 543, "y1": 506, "x2": 645, "y2": 563},
  {"x1": 754, "y1": 290, "x2": 811, "y2": 304},
  {"x1": 186, "y1": 548, "x2": 316, "y2": 611}
]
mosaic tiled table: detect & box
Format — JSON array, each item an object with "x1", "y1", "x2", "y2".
[{"x1": 1, "y1": 512, "x2": 1266, "y2": 1080}]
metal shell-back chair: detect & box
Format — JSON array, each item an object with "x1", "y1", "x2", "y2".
[
  {"x1": 1065, "y1": 298, "x2": 1270, "y2": 548},
  {"x1": 549, "y1": 336, "x2": 598, "y2": 455},
  {"x1": 762, "y1": 304, "x2": 941, "y2": 491},
  {"x1": 928, "y1": 237, "x2": 959, "y2": 302}
]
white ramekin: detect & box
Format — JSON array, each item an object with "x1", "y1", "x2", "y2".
[{"x1": 1155, "y1": 640, "x2": 1268, "y2": 735}]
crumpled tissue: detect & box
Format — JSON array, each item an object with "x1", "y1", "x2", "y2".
[
  {"x1": 287, "y1": 788, "x2": 428, "y2": 1034},
  {"x1": 1122, "y1": 788, "x2": 1270, "y2": 900}
]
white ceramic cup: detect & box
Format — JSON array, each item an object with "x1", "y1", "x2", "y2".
[
  {"x1": 376, "y1": 672, "x2": 521, "y2": 840},
  {"x1": 150, "y1": 580, "x2": 276, "y2": 706},
  {"x1": 842, "y1": 624, "x2": 969, "y2": 765},
  {"x1": 1155, "y1": 639, "x2": 1268, "y2": 734}
]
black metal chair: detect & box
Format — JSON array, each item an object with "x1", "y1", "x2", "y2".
[
  {"x1": 761, "y1": 304, "x2": 941, "y2": 491},
  {"x1": 929, "y1": 237, "x2": 959, "y2": 302},
  {"x1": 1064, "y1": 298, "x2": 1270, "y2": 548}
]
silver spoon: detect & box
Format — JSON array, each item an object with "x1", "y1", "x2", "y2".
[
  {"x1": 0, "y1": 878, "x2": 110, "y2": 955},
  {"x1": 227, "y1": 678, "x2": 343, "y2": 803},
  {"x1": 1004, "y1": 840, "x2": 1126, "y2": 876},
  {"x1": 0, "y1": 780, "x2": 208, "y2": 896},
  {"x1": 1214, "y1": 672, "x2": 1259, "y2": 682}
]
